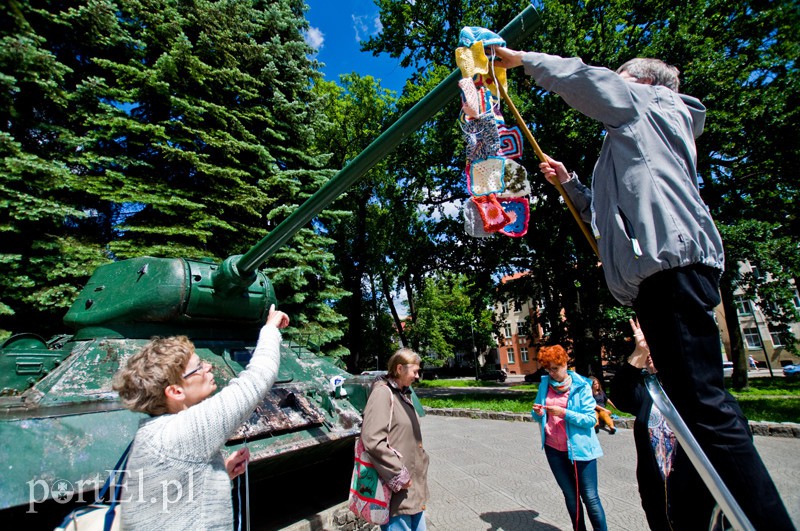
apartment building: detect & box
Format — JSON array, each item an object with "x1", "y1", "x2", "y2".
[
  {"x1": 493, "y1": 273, "x2": 544, "y2": 376},
  {"x1": 715, "y1": 261, "x2": 800, "y2": 368},
  {"x1": 494, "y1": 265, "x2": 800, "y2": 375}
]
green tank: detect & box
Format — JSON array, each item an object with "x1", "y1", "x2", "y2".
[{"x1": 0, "y1": 7, "x2": 540, "y2": 526}]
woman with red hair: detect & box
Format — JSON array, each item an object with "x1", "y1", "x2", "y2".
[{"x1": 532, "y1": 345, "x2": 607, "y2": 531}]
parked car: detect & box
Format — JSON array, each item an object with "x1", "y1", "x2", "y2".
[
  {"x1": 783, "y1": 364, "x2": 800, "y2": 379},
  {"x1": 479, "y1": 369, "x2": 507, "y2": 382},
  {"x1": 524, "y1": 367, "x2": 547, "y2": 383},
  {"x1": 723, "y1": 361, "x2": 734, "y2": 377}
]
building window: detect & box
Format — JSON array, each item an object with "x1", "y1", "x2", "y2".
[
  {"x1": 768, "y1": 325, "x2": 783, "y2": 348},
  {"x1": 517, "y1": 321, "x2": 527, "y2": 337},
  {"x1": 793, "y1": 290, "x2": 800, "y2": 309},
  {"x1": 743, "y1": 327, "x2": 762, "y2": 349},
  {"x1": 507, "y1": 348, "x2": 515, "y2": 364},
  {"x1": 520, "y1": 347, "x2": 529, "y2": 362},
  {"x1": 735, "y1": 296, "x2": 753, "y2": 316},
  {"x1": 503, "y1": 323, "x2": 512, "y2": 338},
  {"x1": 501, "y1": 301, "x2": 510, "y2": 313}
]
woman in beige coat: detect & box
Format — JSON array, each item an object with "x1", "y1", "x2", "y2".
[{"x1": 361, "y1": 348, "x2": 429, "y2": 531}]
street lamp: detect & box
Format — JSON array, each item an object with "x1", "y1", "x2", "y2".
[{"x1": 471, "y1": 323, "x2": 479, "y2": 380}]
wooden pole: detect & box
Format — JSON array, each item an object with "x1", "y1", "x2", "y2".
[{"x1": 496, "y1": 80, "x2": 600, "y2": 258}]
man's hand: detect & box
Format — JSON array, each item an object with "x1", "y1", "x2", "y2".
[
  {"x1": 539, "y1": 155, "x2": 572, "y2": 185},
  {"x1": 489, "y1": 46, "x2": 525, "y2": 69},
  {"x1": 225, "y1": 447, "x2": 250, "y2": 480}
]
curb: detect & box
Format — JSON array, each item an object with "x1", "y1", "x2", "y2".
[{"x1": 422, "y1": 407, "x2": 800, "y2": 438}]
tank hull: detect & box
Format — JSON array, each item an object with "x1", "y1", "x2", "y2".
[{"x1": 0, "y1": 336, "x2": 363, "y2": 515}]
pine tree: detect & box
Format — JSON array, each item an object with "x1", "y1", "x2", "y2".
[
  {"x1": 0, "y1": 1, "x2": 113, "y2": 338},
  {"x1": 1, "y1": 0, "x2": 349, "y2": 349}
]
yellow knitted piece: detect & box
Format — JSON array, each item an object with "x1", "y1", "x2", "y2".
[
  {"x1": 455, "y1": 42, "x2": 489, "y2": 78},
  {"x1": 474, "y1": 67, "x2": 507, "y2": 97}
]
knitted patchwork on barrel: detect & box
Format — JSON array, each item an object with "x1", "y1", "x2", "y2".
[
  {"x1": 471, "y1": 194, "x2": 511, "y2": 232},
  {"x1": 497, "y1": 124, "x2": 522, "y2": 159},
  {"x1": 464, "y1": 113, "x2": 501, "y2": 162},
  {"x1": 464, "y1": 200, "x2": 494, "y2": 237},
  {"x1": 468, "y1": 157, "x2": 506, "y2": 196},
  {"x1": 498, "y1": 197, "x2": 530, "y2": 237},
  {"x1": 455, "y1": 25, "x2": 531, "y2": 239},
  {"x1": 497, "y1": 159, "x2": 530, "y2": 198}
]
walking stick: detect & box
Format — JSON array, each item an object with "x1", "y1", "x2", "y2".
[{"x1": 496, "y1": 80, "x2": 600, "y2": 258}]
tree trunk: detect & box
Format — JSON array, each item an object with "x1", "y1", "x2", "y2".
[
  {"x1": 719, "y1": 275, "x2": 748, "y2": 389},
  {"x1": 382, "y1": 274, "x2": 407, "y2": 348}
]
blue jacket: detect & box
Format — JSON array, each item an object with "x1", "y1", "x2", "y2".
[
  {"x1": 532, "y1": 371, "x2": 603, "y2": 461},
  {"x1": 521, "y1": 53, "x2": 725, "y2": 306}
]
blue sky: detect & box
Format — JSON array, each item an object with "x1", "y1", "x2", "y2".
[{"x1": 303, "y1": 0, "x2": 412, "y2": 94}]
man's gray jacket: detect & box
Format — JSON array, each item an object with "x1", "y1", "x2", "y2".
[{"x1": 521, "y1": 52, "x2": 725, "y2": 305}]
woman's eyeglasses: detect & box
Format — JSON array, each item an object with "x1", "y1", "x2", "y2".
[{"x1": 182, "y1": 360, "x2": 208, "y2": 379}]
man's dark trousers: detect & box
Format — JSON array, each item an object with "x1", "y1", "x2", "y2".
[{"x1": 634, "y1": 264, "x2": 794, "y2": 530}]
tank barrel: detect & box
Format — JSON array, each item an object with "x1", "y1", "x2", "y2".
[{"x1": 236, "y1": 6, "x2": 541, "y2": 276}]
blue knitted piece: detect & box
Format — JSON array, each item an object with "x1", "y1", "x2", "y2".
[{"x1": 459, "y1": 26, "x2": 506, "y2": 47}]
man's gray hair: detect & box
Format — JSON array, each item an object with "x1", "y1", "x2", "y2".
[{"x1": 616, "y1": 58, "x2": 681, "y2": 92}]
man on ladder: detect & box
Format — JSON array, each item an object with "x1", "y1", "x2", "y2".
[{"x1": 492, "y1": 45, "x2": 794, "y2": 530}]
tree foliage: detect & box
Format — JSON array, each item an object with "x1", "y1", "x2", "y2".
[
  {"x1": 403, "y1": 273, "x2": 494, "y2": 368},
  {"x1": 0, "y1": 0, "x2": 348, "y2": 349},
  {"x1": 359, "y1": 0, "x2": 800, "y2": 379}
]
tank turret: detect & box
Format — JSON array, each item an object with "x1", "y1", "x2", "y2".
[
  {"x1": 62, "y1": 256, "x2": 274, "y2": 339},
  {"x1": 0, "y1": 6, "x2": 542, "y2": 526}
]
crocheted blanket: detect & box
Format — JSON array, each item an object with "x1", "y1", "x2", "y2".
[{"x1": 455, "y1": 26, "x2": 530, "y2": 238}]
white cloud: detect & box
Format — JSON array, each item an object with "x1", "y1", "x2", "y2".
[
  {"x1": 373, "y1": 15, "x2": 383, "y2": 34},
  {"x1": 352, "y1": 14, "x2": 368, "y2": 42},
  {"x1": 304, "y1": 26, "x2": 325, "y2": 51}
]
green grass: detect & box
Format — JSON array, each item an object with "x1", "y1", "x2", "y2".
[
  {"x1": 736, "y1": 397, "x2": 800, "y2": 423},
  {"x1": 727, "y1": 377, "x2": 800, "y2": 397},
  {"x1": 417, "y1": 378, "x2": 800, "y2": 423},
  {"x1": 415, "y1": 379, "x2": 505, "y2": 388},
  {"x1": 419, "y1": 393, "x2": 537, "y2": 413}
]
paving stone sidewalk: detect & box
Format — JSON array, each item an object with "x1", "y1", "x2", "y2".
[{"x1": 420, "y1": 414, "x2": 800, "y2": 530}]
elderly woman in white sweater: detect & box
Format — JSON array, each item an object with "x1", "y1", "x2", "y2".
[{"x1": 113, "y1": 305, "x2": 289, "y2": 530}]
